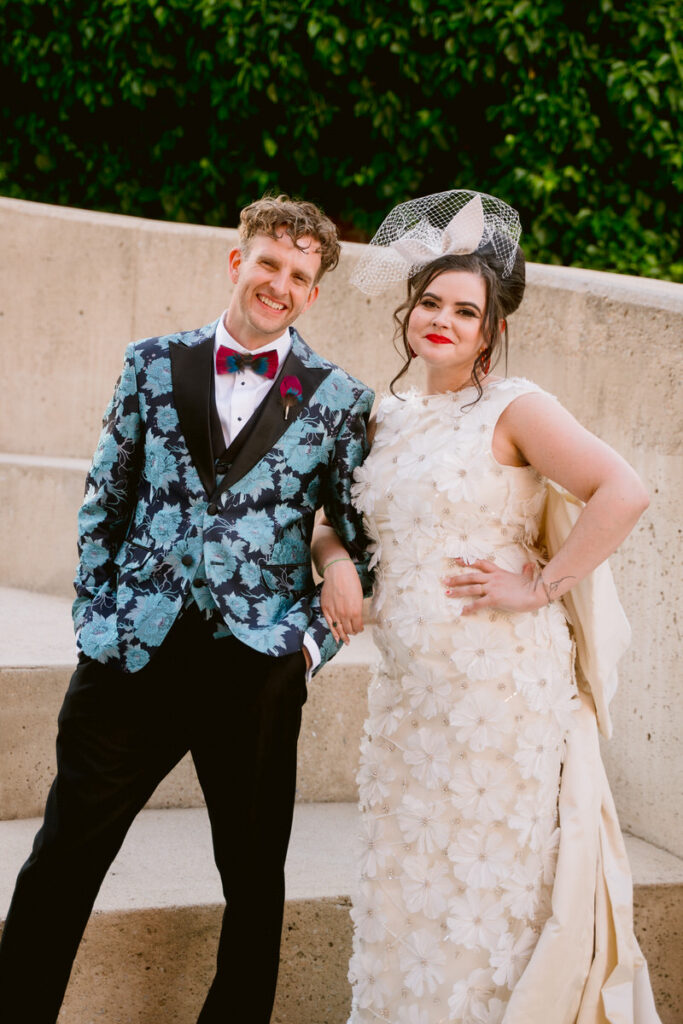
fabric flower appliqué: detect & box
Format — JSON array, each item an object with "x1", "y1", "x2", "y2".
[
  {"x1": 450, "y1": 620, "x2": 513, "y2": 682},
  {"x1": 449, "y1": 690, "x2": 513, "y2": 752},
  {"x1": 448, "y1": 824, "x2": 515, "y2": 888},
  {"x1": 512, "y1": 651, "x2": 564, "y2": 715},
  {"x1": 490, "y1": 926, "x2": 537, "y2": 988},
  {"x1": 349, "y1": 883, "x2": 388, "y2": 943},
  {"x1": 367, "y1": 692, "x2": 405, "y2": 737},
  {"x1": 449, "y1": 758, "x2": 516, "y2": 823},
  {"x1": 356, "y1": 815, "x2": 392, "y2": 879},
  {"x1": 431, "y1": 444, "x2": 484, "y2": 505},
  {"x1": 357, "y1": 739, "x2": 396, "y2": 807},
  {"x1": 513, "y1": 718, "x2": 562, "y2": 781},
  {"x1": 400, "y1": 854, "x2": 454, "y2": 919},
  {"x1": 508, "y1": 789, "x2": 557, "y2": 852},
  {"x1": 402, "y1": 666, "x2": 453, "y2": 719},
  {"x1": 403, "y1": 728, "x2": 452, "y2": 788},
  {"x1": 399, "y1": 929, "x2": 447, "y2": 996},
  {"x1": 384, "y1": 489, "x2": 439, "y2": 541},
  {"x1": 348, "y1": 950, "x2": 392, "y2": 1009},
  {"x1": 394, "y1": 591, "x2": 448, "y2": 652},
  {"x1": 396, "y1": 795, "x2": 450, "y2": 854},
  {"x1": 501, "y1": 852, "x2": 544, "y2": 920},
  {"x1": 448, "y1": 967, "x2": 496, "y2": 1021},
  {"x1": 447, "y1": 889, "x2": 507, "y2": 950},
  {"x1": 351, "y1": 460, "x2": 378, "y2": 516}
]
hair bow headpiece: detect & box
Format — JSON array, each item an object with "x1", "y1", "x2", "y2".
[{"x1": 350, "y1": 190, "x2": 521, "y2": 296}]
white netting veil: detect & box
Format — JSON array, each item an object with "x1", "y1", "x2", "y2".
[{"x1": 350, "y1": 190, "x2": 522, "y2": 296}]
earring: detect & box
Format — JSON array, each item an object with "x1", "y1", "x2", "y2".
[
  {"x1": 409, "y1": 345, "x2": 417, "y2": 359},
  {"x1": 480, "y1": 348, "x2": 491, "y2": 375}
]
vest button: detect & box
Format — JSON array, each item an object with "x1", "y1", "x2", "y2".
[
  {"x1": 216, "y1": 460, "x2": 231, "y2": 473},
  {"x1": 181, "y1": 554, "x2": 194, "y2": 566},
  {"x1": 206, "y1": 503, "x2": 219, "y2": 516}
]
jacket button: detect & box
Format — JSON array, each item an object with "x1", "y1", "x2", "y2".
[
  {"x1": 207, "y1": 503, "x2": 219, "y2": 516},
  {"x1": 181, "y1": 554, "x2": 194, "y2": 566}
]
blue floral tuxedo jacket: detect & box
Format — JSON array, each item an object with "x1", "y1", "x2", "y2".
[{"x1": 72, "y1": 320, "x2": 374, "y2": 675}]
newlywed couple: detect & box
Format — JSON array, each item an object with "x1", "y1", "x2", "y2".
[{"x1": 0, "y1": 191, "x2": 661, "y2": 1024}]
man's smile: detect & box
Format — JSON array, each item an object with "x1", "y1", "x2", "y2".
[{"x1": 257, "y1": 293, "x2": 287, "y2": 311}]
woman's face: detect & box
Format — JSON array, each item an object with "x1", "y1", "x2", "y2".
[{"x1": 406, "y1": 269, "x2": 489, "y2": 374}]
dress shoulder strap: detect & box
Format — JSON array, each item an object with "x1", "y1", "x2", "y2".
[
  {"x1": 477, "y1": 376, "x2": 555, "y2": 427},
  {"x1": 484, "y1": 376, "x2": 552, "y2": 415}
]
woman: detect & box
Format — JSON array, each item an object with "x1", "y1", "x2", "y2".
[{"x1": 313, "y1": 191, "x2": 661, "y2": 1023}]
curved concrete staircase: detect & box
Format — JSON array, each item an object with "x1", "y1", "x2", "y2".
[{"x1": 1, "y1": 587, "x2": 681, "y2": 1023}]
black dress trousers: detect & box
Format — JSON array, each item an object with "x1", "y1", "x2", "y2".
[{"x1": 0, "y1": 605, "x2": 308, "y2": 1023}]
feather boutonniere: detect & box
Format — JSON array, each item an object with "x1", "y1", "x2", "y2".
[{"x1": 280, "y1": 375, "x2": 303, "y2": 420}]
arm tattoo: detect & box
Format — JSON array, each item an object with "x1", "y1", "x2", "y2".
[
  {"x1": 541, "y1": 574, "x2": 575, "y2": 603},
  {"x1": 527, "y1": 566, "x2": 575, "y2": 603}
]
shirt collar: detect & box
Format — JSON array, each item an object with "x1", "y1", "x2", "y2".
[{"x1": 215, "y1": 312, "x2": 291, "y2": 366}]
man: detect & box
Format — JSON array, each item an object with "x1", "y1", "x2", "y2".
[{"x1": 0, "y1": 195, "x2": 374, "y2": 1022}]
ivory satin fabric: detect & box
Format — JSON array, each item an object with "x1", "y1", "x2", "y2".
[{"x1": 507, "y1": 482, "x2": 661, "y2": 1024}]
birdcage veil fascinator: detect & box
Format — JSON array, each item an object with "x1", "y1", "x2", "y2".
[{"x1": 350, "y1": 190, "x2": 522, "y2": 296}]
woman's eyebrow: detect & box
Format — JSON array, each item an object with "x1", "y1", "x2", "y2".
[{"x1": 422, "y1": 291, "x2": 482, "y2": 314}]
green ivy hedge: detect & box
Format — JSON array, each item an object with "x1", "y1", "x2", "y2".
[{"x1": 1, "y1": 0, "x2": 681, "y2": 279}]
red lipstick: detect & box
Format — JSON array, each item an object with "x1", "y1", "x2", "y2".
[{"x1": 426, "y1": 333, "x2": 452, "y2": 345}]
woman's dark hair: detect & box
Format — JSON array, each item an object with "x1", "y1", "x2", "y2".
[{"x1": 390, "y1": 245, "x2": 526, "y2": 403}]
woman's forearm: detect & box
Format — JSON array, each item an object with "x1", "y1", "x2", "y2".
[
  {"x1": 311, "y1": 520, "x2": 353, "y2": 576},
  {"x1": 312, "y1": 518, "x2": 365, "y2": 642},
  {"x1": 540, "y1": 470, "x2": 649, "y2": 602}
]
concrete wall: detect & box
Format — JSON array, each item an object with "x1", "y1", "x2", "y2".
[{"x1": 1, "y1": 197, "x2": 681, "y2": 857}]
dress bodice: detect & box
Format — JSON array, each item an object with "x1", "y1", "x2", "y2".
[{"x1": 352, "y1": 378, "x2": 551, "y2": 628}]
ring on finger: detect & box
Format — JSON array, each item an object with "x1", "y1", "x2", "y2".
[
  {"x1": 480, "y1": 585, "x2": 486, "y2": 597},
  {"x1": 332, "y1": 620, "x2": 338, "y2": 627}
]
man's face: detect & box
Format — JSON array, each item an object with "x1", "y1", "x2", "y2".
[{"x1": 224, "y1": 230, "x2": 322, "y2": 350}]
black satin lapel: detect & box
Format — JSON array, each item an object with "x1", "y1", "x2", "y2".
[
  {"x1": 169, "y1": 335, "x2": 216, "y2": 495},
  {"x1": 218, "y1": 349, "x2": 330, "y2": 493},
  {"x1": 209, "y1": 373, "x2": 227, "y2": 460}
]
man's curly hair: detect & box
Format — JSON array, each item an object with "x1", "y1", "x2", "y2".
[{"x1": 238, "y1": 194, "x2": 341, "y2": 282}]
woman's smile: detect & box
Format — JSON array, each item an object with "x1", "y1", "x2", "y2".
[{"x1": 425, "y1": 333, "x2": 453, "y2": 345}]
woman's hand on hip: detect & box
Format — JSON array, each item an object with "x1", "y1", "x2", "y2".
[{"x1": 443, "y1": 558, "x2": 548, "y2": 615}]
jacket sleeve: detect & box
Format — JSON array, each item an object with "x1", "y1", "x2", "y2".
[
  {"x1": 305, "y1": 385, "x2": 375, "y2": 673},
  {"x1": 72, "y1": 343, "x2": 143, "y2": 631}
]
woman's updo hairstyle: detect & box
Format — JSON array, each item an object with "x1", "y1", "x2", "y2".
[{"x1": 390, "y1": 241, "x2": 526, "y2": 403}]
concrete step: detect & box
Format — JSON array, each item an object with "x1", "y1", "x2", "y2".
[
  {"x1": 0, "y1": 453, "x2": 88, "y2": 597},
  {"x1": 0, "y1": 587, "x2": 378, "y2": 818},
  {"x1": 0, "y1": 457, "x2": 381, "y2": 609},
  {"x1": 0, "y1": 804, "x2": 680, "y2": 1024}
]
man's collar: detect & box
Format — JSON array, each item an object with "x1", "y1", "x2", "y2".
[{"x1": 215, "y1": 311, "x2": 291, "y2": 364}]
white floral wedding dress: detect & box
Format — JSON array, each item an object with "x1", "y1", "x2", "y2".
[{"x1": 348, "y1": 379, "x2": 661, "y2": 1024}]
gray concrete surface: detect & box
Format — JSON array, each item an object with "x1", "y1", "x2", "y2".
[
  {"x1": 0, "y1": 588, "x2": 378, "y2": 818},
  {"x1": 1, "y1": 804, "x2": 680, "y2": 1023}
]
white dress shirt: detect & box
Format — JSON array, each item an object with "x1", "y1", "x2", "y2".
[
  {"x1": 213, "y1": 313, "x2": 320, "y2": 675},
  {"x1": 213, "y1": 315, "x2": 293, "y2": 447}
]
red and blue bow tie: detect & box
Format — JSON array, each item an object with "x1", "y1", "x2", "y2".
[{"x1": 215, "y1": 345, "x2": 279, "y2": 380}]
